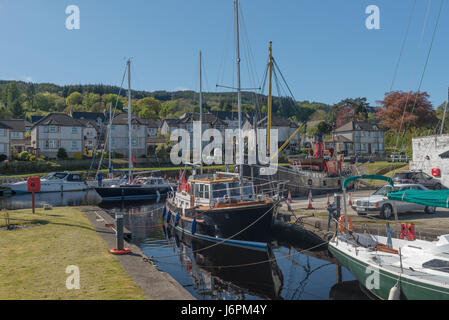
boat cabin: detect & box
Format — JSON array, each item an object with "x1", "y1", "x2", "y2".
[
  {"x1": 134, "y1": 177, "x2": 167, "y2": 185},
  {"x1": 174, "y1": 174, "x2": 258, "y2": 209},
  {"x1": 42, "y1": 172, "x2": 83, "y2": 182}
]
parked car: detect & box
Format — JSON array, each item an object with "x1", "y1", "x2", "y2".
[
  {"x1": 392, "y1": 171, "x2": 446, "y2": 190},
  {"x1": 388, "y1": 153, "x2": 409, "y2": 162},
  {"x1": 351, "y1": 183, "x2": 437, "y2": 219}
]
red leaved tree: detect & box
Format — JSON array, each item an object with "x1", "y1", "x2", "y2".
[{"x1": 376, "y1": 91, "x2": 437, "y2": 133}]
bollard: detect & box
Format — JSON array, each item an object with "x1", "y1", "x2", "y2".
[{"x1": 109, "y1": 214, "x2": 131, "y2": 255}]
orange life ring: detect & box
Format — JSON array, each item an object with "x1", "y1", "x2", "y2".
[{"x1": 338, "y1": 215, "x2": 353, "y2": 233}]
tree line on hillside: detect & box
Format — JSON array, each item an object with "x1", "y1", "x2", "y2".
[{"x1": 0, "y1": 80, "x2": 447, "y2": 157}]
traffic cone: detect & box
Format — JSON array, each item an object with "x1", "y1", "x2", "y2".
[
  {"x1": 287, "y1": 190, "x2": 292, "y2": 203},
  {"x1": 348, "y1": 192, "x2": 352, "y2": 206},
  {"x1": 326, "y1": 193, "x2": 330, "y2": 207},
  {"x1": 307, "y1": 190, "x2": 314, "y2": 209}
]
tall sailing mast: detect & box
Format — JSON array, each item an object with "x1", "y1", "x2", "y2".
[
  {"x1": 199, "y1": 51, "x2": 203, "y2": 175},
  {"x1": 267, "y1": 41, "x2": 273, "y2": 157},
  {"x1": 127, "y1": 59, "x2": 132, "y2": 183},
  {"x1": 234, "y1": 0, "x2": 243, "y2": 189},
  {"x1": 108, "y1": 102, "x2": 112, "y2": 179}
]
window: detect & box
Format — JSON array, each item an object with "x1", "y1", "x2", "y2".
[
  {"x1": 204, "y1": 185, "x2": 210, "y2": 199},
  {"x1": 0, "y1": 129, "x2": 4, "y2": 136},
  {"x1": 131, "y1": 138, "x2": 137, "y2": 146},
  {"x1": 46, "y1": 140, "x2": 58, "y2": 149},
  {"x1": 0, "y1": 144, "x2": 5, "y2": 152},
  {"x1": 379, "y1": 143, "x2": 383, "y2": 151},
  {"x1": 50, "y1": 126, "x2": 57, "y2": 133},
  {"x1": 212, "y1": 183, "x2": 227, "y2": 198},
  {"x1": 12, "y1": 132, "x2": 20, "y2": 138},
  {"x1": 71, "y1": 141, "x2": 78, "y2": 150},
  {"x1": 72, "y1": 127, "x2": 78, "y2": 134},
  {"x1": 111, "y1": 125, "x2": 116, "y2": 131},
  {"x1": 355, "y1": 143, "x2": 360, "y2": 151}
]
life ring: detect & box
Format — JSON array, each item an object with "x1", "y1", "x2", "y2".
[{"x1": 338, "y1": 215, "x2": 353, "y2": 233}]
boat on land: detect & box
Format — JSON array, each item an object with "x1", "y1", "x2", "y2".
[
  {"x1": 328, "y1": 175, "x2": 449, "y2": 300},
  {"x1": 94, "y1": 59, "x2": 169, "y2": 201},
  {"x1": 5, "y1": 171, "x2": 87, "y2": 194}
]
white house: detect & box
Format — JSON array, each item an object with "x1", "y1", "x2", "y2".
[
  {"x1": 110, "y1": 113, "x2": 147, "y2": 158},
  {"x1": 30, "y1": 113, "x2": 85, "y2": 158},
  {"x1": 410, "y1": 134, "x2": 449, "y2": 188},
  {"x1": 0, "y1": 119, "x2": 32, "y2": 155},
  {"x1": 0, "y1": 122, "x2": 10, "y2": 159},
  {"x1": 331, "y1": 121, "x2": 385, "y2": 155}
]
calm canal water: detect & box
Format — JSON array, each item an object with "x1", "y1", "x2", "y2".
[{"x1": 1, "y1": 190, "x2": 371, "y2": 300}]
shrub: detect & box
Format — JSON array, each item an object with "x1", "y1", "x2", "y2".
[
  {"x1": 73, "y1": 152, "x2": 83, "y2": 160},
  {"x1": 0, "y1": 154, "x2": 7, "y2": 162},
  {"x1": 57, "y1": 148, "x2": 68, "y2": 159},
  {"x1": 17, "y1": 151, "x2": 31, "y2": 161}
]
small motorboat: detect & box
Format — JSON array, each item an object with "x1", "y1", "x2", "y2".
[{"x1": 6, "y1": 172, "x2": 88, "y2": 194}]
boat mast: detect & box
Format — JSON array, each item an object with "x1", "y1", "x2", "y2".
[
  {"x1": 108, "y1": 102, "x2": 112, "y2": 179},
  {"x1": 267, "y1": 41, "x2": 273, "y2": 157},
  {"x1": 440, "y1": 87, "x2": 448, "y2": 136},
  {"x1": 127, "y1": 59, "x2": 132, "y2": 183},
  {"x1": 199, "y1": 50, "x2": 203, "y2": 175},
  {"x1": 234, "y1": 0, "x2": 243, "y2": 189}
]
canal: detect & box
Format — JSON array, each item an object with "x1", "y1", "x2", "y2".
[{"x1": 0, "y1": 190, "x2": 371, "y2": 300}]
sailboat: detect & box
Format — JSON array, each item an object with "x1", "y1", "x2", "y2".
[
  {"x1": 328, "y1": 175, "x2": 449, "y2": 299},
  {"x1": 94, "y1": 59, "x2": 172, "y2": 201},
  {"x1": 165, "y1": 0, "x2": 280, "y2": 249}
]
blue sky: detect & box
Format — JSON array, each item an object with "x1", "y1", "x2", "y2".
[{"x1": 0, "y1": 0, "x2": 448, "y2": 107}]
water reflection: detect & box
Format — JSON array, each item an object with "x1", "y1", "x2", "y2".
[
  {"x1": 165, "y1": 226, "x2": 284, "y2": 300},
  {"x1": 0, "y1": 190, "x2": 101, "y2": 210}
]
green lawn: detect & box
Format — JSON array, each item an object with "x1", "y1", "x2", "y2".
[
  {"x1": 0, "y1": 208, "x2": 146, "y2": 300},
  {"x1": 359, "y1": 161, "x2": 409, "y2": 187}
]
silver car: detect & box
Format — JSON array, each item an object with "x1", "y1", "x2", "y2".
[{"x1": 352, "y1": 183, "x2": 437, "y2": 219}]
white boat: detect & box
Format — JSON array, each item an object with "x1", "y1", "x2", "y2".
[
  {"x1": 329, "y1": 231, "x2": 449, "y2": 300},
  {"x1": 328, "y1": 174, "x2": 449, "y2": 299},
  {"x1": 6, "y1": 172, "x2": 88, "y2": 194}
]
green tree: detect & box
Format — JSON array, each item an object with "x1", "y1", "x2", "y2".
[
  {"x1": 83, "y1": 93, "x2": 101, "y2": 110},
  {"x1": 135, "y1": 97, "x2": 162, "y2": 119},
  {"x1": 66, "y1": 91, "x2": 83, "y2": 106},
  {"x1": 102, "y1": 94, "x2": 124, "y2": 111},
  {"x1": 5, "y1": 82, "x2": 23, "y2": 118},
  {"x1": 57, "y1": 148, "x2": 68, "y2": 159}
]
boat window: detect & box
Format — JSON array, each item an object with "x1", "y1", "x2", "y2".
[
  {"x1": 212, "y1": 183, "x2": 227, "y2": 198},
  {"x1": 422, "y1": 259, "x2": 449, "y2": 274},
  {"x1": 52, "y1": 173, "x2": 68, "y2": 180},
  {"x1": 195, "y1": 183, "x2": 200, "y2": 197},
  {"x1": 204, "y1": 184, "x2": 210, "y2": 199},
  {"x1": 67, "y1": 174, "x2": 81, "y2": 182},
  {"x1": 229, "y1": 182, "x2": 241, "y2": 197},
  {"x1": 243, "y1": 182, "x2": 254, "y2": 196},
  {"x1": 199, "y1": 184, "x2": 204, "y2": 197}
]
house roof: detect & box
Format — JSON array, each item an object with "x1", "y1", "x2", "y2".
[
  {"x1": 139, "y1": 118, "x2": 160, "y2": 128},
  {"x1": 0, "y1": 119, "x2": 32, "y2": 132},
  {"x1": 71, "y1": 111, "x2": 105, "y2": 121},
  {"x1": 257, "y1": 116, "x2": 296, "y2": 128},
  {"x1": 32, "y1": 113, "x2": 85, "y2": 128},
  {"x1": 334, "y1": 121, "x2": 383, "y2": 132},
  {"x1": 162, "y1": 118, "x2": 181, "y2": 126},
  {"x1": 179, "y1": 113, "x2": 227, "y2": 126},
  {"x1": 29, "y1": 115, "x2": 44, "y2": 123},
  {"x1": 111, "y1": 113, "x2": 145, "y2": 125},
  {"x1": 332, "y1": 134, "x2": 352, "y2": 143}
]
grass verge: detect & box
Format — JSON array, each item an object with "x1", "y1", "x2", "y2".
[{"x1": 0, "y1": 207, "x2": 146, "y2": 300}]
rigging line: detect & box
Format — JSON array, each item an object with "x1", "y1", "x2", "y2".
[
  {"x1": 273, "y1": 58, "x2": 296, "y2": 101},
  {"x1": 216, "y1": 5, "x2": 234, "y2": 90},
  {"x1": 398, "y1": 0, "x2": 444, "y2": 154},
  {"x1": 389, "y1": 0, "x2": 417, "y2": 92},
  {"x1": 393, "y1": 0, "x2": 433, "y2": 155}
]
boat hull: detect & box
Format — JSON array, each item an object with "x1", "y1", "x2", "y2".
[
  {"x1": 95, "y1": 185, "x2": 170, "y2": 201},
  {"x1": 166, "y1": 200, "x2": 277, "y2": 249},
  {"x1": 328, "y1": 242, "x2": 449, "y2": 300},
  {"x1": 7, "y1": 181, "x2": 87, "y2": 194}
]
